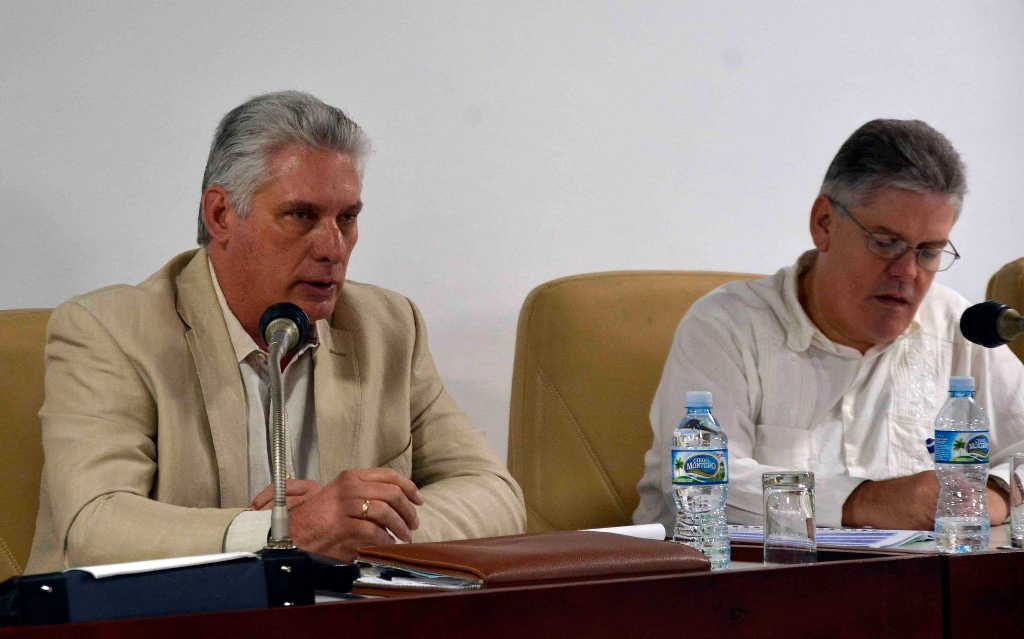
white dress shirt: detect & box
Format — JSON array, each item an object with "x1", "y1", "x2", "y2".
[
  {"x1": 634, "y1": 252, "x2": 1024, "y2": 528},
  {"x1": 209, "y1": 264, "x2": 322, "y2": 550}
]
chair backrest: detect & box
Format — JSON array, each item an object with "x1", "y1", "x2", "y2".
[
  {"x1": 508, "y1": 271, "x2": 761, "y2": 532},
  {"x1": 0, "y1": 309, "x2": 51, "y2": 580},
  {"x1": 986, "y1": 257, "x2": 1024, "y2": 363}
]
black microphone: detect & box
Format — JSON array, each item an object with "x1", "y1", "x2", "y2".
[
  {"x1": 960, "y1": 300, "x2": 1024, "y2": 347},
  {"x1": 258, "y1": 302, "x2": 313, "y2": 354}
]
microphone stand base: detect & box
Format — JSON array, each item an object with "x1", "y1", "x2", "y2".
[
  {"x1": 258, "y1": 548, "x2": 360, "y2": 602},
  {"x1": 258, "y1": 547, "x2": 315, "y2": 607}
]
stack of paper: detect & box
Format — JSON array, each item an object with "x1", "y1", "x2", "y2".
[{"x1": 728, "y1": 525, "x2": 934, "y2": 548}]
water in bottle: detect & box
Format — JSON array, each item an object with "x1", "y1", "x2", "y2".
[
  {"x1": 671, "y1": 390, "x2": 730, "y2": 568},
  {"x1": 933, "y1": 376, "x2": 990, "y2": 553}
]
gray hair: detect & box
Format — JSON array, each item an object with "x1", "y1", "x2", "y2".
[
  {"x1": 197, "y1": 90, "x2": 370, "y2": 246},
  {"x1": 819, "y1": 119, "x2": 967, "y2": 219}
]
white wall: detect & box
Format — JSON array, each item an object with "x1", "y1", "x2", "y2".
[{"x1": 3, "y1": 2, "x2": 1023, "y2": 461}]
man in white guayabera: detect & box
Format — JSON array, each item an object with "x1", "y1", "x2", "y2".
[{"x1": 635, "y1": 119, "x2": 1024, "y2": 532}]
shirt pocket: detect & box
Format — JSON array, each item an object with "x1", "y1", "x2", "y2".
[{"x1": 754, "y1": 425, "x2": 812, "y2": 470}]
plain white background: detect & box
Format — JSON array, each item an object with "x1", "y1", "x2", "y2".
[{"x1": 3, "y1": 2, "x2": 1023, "y2": 461}]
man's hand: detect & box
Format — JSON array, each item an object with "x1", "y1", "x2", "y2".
[
  {"x1": 285, "y1": 468, "x2": 424, "y2": 560},
  {"x1": 843, "y1": 471, "x2": 1010, "y2": 529},
  {"x1": 250, "y1": 479, "x2": 322, "y2": 511},
  {"x1": 842, "y1": 471, "x2": 939, "y2": 530}
]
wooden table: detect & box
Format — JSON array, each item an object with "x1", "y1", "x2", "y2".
[
  {"x1": 887, "y1": 524, "x2": 1024, "y2": 637},
  {"x1": 0, "y1": 547, "x2": 943, "y2": 639}
]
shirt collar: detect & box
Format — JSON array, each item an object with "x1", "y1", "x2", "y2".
[
  {"x1": 778, "y1": 250, "x2": 921, "y2": 357},
  {"x1": 208, "y1": 259, "x2": 319, "y2": 364}
]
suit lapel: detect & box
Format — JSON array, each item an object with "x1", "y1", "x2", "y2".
[
  {"x1": 314, "y1": 319, "x2": 361, "y2": 481},
  {"x1": 176, "y1": 251, "x2": 249, "y2": 507}
]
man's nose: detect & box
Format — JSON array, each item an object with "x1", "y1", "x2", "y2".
[
  {"x1": 887, "y1": 248, "x2": 920, "y2": 279},
  {"x1": 310, "y1": 219, "x2": 347, "y2": 262}
]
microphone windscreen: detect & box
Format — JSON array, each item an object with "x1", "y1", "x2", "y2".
[
  {"x1": 959, "y1": 300, "x2": 1010, "y2": 347},
  {"x1": 259, "y1": 302, "x2": 313, "y2": 350}
]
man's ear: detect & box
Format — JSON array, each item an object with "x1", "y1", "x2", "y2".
[
  {"x1": 809, "y1": 195, "x2": 835, "y2": 252},
  {"x1": 201, "y1": 186, "x2": 234, "y2": 247}
]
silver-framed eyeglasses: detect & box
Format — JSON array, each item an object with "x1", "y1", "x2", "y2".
[{"x1": 826, "y1": 197, "x2": 960, "y2": 272}]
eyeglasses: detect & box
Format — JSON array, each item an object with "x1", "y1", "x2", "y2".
[{"x1": 826, "y1": 197, "x2": 960, "y2": 272}]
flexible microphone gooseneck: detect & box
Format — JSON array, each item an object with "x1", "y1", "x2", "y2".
[
  {"x1": 960, "y1": 300, "x2": 1024, "y2": 348},
  {"x1": 258, "y1": 303, "x2": 313, "y2": 548}
]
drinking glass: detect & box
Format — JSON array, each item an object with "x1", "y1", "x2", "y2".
[
  {"x1": 762, "y1": 471, "x2": 816, "y2": 564},
  {"x1": 1011, "y1": 453, "x2": 1024, "y2": 549}
]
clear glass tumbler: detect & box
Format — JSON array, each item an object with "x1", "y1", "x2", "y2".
[
  {"x1": 1011, "y1": 453, "x2": 1024, "y2": 549},
  {"x1": 762, "y1": 471, "x2": 816, "y2": 564}
]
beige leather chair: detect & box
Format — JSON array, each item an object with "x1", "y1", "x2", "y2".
[
  {"x1": 0, "y1": 309, "x2": 51, "y2": 581},
  {"x1": 986, "y1": 257, "x2": 1024, "y2": 363},
  {"x1": 508, "y1": 271, "x2": 761, "y2": 533}
]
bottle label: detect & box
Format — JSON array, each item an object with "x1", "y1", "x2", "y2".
[
  {"x1": 671, "y1": 448, "x2": 728, "y2": 485},
  {"x1": 933, "y1": 430, "x2": 989, "y2": 464}
]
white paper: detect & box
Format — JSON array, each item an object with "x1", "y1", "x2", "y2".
[
  {"x1": 74, "y1": 552, "x2": 258, "y2": 579},
  {"x1": 354, "y1": 563, "x2": 482, "y2": 590},
  {"x1": 728, "y1": 525, "x2": 934, "y2": 548},
  {"x1": 584, "y1": 523, "x2": 666, "y2": 541}
]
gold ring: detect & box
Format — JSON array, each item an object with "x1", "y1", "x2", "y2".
[{"x1": 360, "y1": 499, "x2": 371, "y2": 519}]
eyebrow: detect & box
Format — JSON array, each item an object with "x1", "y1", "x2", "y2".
[
  {"x1": 867, "y1": 224, "x2": 949, "y2": 248},
  {"x1": 277, "y1": 200, "x2": 317, "y2": 214},
  {"x1": 276, "y1": 200, "x2": 364, "y2": 215}
]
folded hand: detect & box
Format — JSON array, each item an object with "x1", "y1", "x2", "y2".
[{"x1": 284, "y1": 468, "x2": 424, "y2": 560}]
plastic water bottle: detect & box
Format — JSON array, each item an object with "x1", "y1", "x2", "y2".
[
  {"x1": 933, "y1": 376, "x2": 990, "y2": 553},
  {"x1": 671, "y1": 390, "x2": 730, "y2": 568}
]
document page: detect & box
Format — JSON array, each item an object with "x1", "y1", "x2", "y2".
[{"x1": 728, "y1": 525, "x2": 934, "y2": 548}]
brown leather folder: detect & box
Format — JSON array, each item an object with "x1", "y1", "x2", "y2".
[{"x1": 356, "y1": 530, "x2": 710, "y2": 590}]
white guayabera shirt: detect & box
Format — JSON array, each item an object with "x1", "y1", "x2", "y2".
[{"x1": 634, "y1": 252, "x2": 1024, "y2": 529}]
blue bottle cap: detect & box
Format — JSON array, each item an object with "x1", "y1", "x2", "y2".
[
  {"x1": 685, "y1": 391, "x2": 713, "y2": 408},
  {"x1": 948, "y1": 376, "x2": 975, "y2": 392}
]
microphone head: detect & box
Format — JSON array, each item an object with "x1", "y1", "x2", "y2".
[
  {"x1": 960, "y1": 300, "x2": 1010, "y2": 347},
  {"x1": 259, "y1": 302, "x2": 313, "y2": 352}
]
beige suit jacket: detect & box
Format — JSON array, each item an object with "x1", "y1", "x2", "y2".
[{"x1": 27, "y1": 249, "x2": 524, "y2": 572}]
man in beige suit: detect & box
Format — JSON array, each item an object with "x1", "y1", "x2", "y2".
[{"x1": 27, "y1": 91, "x2": 525, "y2": 572}]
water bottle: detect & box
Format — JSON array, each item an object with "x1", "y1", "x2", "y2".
[
  {"x1": 933, "y1": 376, "x2": 990, "y2": 553},
  {"x1": 671, "y1": 390, "x2": 730, "y2": 568}
]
